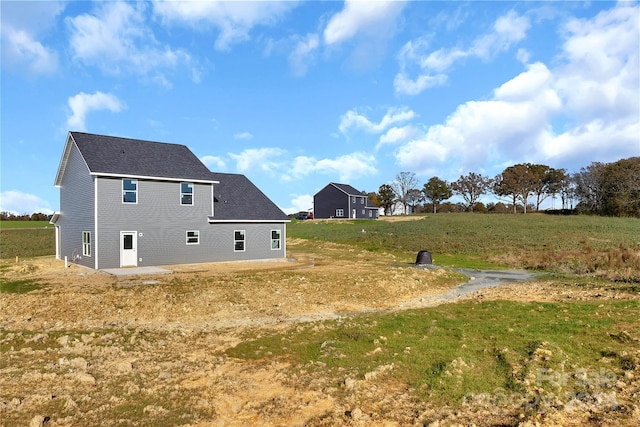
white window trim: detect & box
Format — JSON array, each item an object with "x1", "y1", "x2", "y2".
[
  {"x1": 186, "y1": 230, "x2": 200, "y2": 245},
  {"x1": 181, "y1": 182, "x2": 194, "y2": 206},
  {"x1": 234, "y1": 230, "x2": 246, "y2": 252},
  {"x1": 82, "y1": 231, "x2": 91, "y2": 257},
  {"x1": 336, "y1": 209, "x2": 344, "y2": 217},
  {"x1": 123, "y1": 179, "x2": 138, "y2": 204},
  {"x1": 270, "y1": 229, "x2": 281, "y2": 250}
]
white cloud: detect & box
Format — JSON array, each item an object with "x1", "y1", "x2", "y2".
[
  {"x1": 153, "y1": 0, "x2": 297, "y2": 51},
  {"x1": 1, "y1": 28, "x2": 58, "y2": 75},
  {"x1": 228, "y1": 148, "x2": 286, "y2": 174},
  {"x1": 0, "y1": 1, "x2": 64, "y2": 75},
  {"x1": 323, "y1": 0, "x2": 406, "y2": 46},
  {"x1": 234, "y1": 132, "x2": 254, "y2": 141},
  {"x1": 394, "y1": 62, "x2": 563, "y2": 174},
  {"x1": 67, "y1": 2, "x2": 192, "y2": 81},
  {"x1": 377, "y1": 125, "x2": 419, "y2": 149},
  {"x1": 67, "y1": 91, "x2": 125, "y2": 131},
  {"x1": 282, "y1": 194, "x2": 313, "y2": 215},
  {"x1": 393, "y1": 4, "x2": 640, "y2": 176},
  {"x1": 289, "y1": 152, "x2": 377, "y2": 182},
  {"x1": 395, "y1": 10, "x2": 531, "y2": 95},
  {"x1": 200, "y1": 155, "x2": 226, "y2": 171},
  {"x1": 471, "y1": 10, "x2": 530, "y2": 59},
  {"x1": 554, "y1": 3, "x2": 639, "y2": 123},
  {"x1": 339, "y1": 106, "x2": 416, "y2": 135},
  {"x1": 0, "y1": 191, "x2": 53, "y2": 215},
  {"x1": 288, "y1": 33, "x2": 319, "y2": 77}
]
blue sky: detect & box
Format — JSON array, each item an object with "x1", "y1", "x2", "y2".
[{"x1": 1, "y1": 0, "x2": 639, "y2": 215}]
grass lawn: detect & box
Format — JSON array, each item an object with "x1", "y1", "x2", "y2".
[
  {"x1": 290, "y1": 214, "x2": 640, "y2": 279},
  {"x1": 228, "y1": 298, "x2": 639, "y2": 414}
]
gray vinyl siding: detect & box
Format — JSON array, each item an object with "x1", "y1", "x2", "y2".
[
  {"x1": 314, "y1": 185, "x2": 348, "y2": 219},
  {"x1": 57, "y1": 143, "x2": 95, "y2": 269},
  {"x1": 95, "y1": 177, "x2": 285, "y2": 268}
]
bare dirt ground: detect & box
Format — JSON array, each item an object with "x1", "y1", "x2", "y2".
[{"x1": 1, "y1": 240, "x2": 638, "y2": 426}]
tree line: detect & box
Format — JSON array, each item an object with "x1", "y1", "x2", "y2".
[
  {"x1": 0, "y1": 212, "x2": 53, "y2": 221},
  {"x1": 368, "y1": 157, "x2": 640, "y2": 218}
]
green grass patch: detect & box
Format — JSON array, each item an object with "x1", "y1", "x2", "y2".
[
  {"x1": 228, "y1": 299, "x2": 640, "y2": 409},
  {"x1": 0, "y1": 278, "x2": 46, "y2": 294},
  {"x1": 0, "y1": 228, "x2": 55, "y2": 259},
  {"x1": 289, "y1": 215, "x2": 640, "y2": 276},
  {"x1": 0, "y1": 220, "x2": 52, "y2": 229}
]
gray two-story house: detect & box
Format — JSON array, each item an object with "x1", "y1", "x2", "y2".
[
  {"x1": 52, "y1": 132, "x2": 289, "y2": 269},
  {"x1": 313, "y1": 183, "x2": 379, "y2": 219}
]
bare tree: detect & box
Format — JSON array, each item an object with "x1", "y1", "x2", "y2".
[
  {"x1": 391, "y1": 172, "x2": 419, "y2": 214},
  {"x1": 406, "y1": 188, "x2": 424, "y2": 213},
  {"x1": 451, "y1": 172, "x2": 492, "y2": 212}
]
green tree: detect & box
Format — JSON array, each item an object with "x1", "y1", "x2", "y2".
[
  {"x1": 451, "y1": 172, "x2": 492, "y2": 212},
  {"x1": 422, "y1": 177, "x2": 452, "y2": 213},
  {"x1": 494, "y1": 164, "x2": 538, "y2": 214},
  {"x1": 574, "y1": 162, "x2": 606, "y2": 213},
  {"x1": 600, "y1": 157, "x2": 640, "y2": 217},
  {"x1": 376, "y1": 184, "x2": 395, "y2": 216}
]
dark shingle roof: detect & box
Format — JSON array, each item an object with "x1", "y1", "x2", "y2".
[
  {"x1": 70, "y1": 132, "x2": 215, "y2": 182},
  {"x1": 209, "y1": 172, "x2": 289, "y2": 222},
  {"x1": 330, "y1": 182, "x2": 363, "y2": 196}
]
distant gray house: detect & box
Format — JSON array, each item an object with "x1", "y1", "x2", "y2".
[
  {"x1": 51, "y1": 132, "x2": 289, "y2": 269},
  {"x1": 313, "y1": 183, "x2": 379, "y2": 219}
]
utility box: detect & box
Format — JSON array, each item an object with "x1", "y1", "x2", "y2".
[{"x1": 415, "y1": 250, "x2": 433, "y2": 265}]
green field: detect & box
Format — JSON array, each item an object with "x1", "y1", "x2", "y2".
[
  {"x1": 0, "y1": 220, "x2": 52, "y2": 229},
  {"x1": 290, "y1": 214, "x2": 640, "y2": 279},
  {"x1": 0, "y1": 228, "x2": 55, "y2": 259}
]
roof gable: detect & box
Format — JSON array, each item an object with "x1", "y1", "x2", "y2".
[
  {"x1": 330, "y1": 182, "x2": 364, "y2": 196},
  {"x1": 58, "y1": 132, "x2": 216, "y2": 183}
]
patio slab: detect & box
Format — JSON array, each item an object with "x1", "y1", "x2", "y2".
[{"x1": 102, "y1": 266, "x2": 173, "y2": 276}]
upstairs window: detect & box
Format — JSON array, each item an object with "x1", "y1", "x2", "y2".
[
  {"x1": 82, "y1": 231, "x2": 91, "y2": 257},
  {"x1": 123, "y1": 179, "x2": 137, "y2": 203},
  {"x1": 271, "y1": 230, "x2": 281, "y2": 250},
  {"x1": 181, "y1": 182, "x2": 194, "y2": 205},
  {"x1": 234, "y1": 230, "x2": 246, "y2": 252},
  {"x1": 361, "y1": 197, "x2": 364, "y2": 204},
  {"x1": 352, "y1": 196, "x2": 356, "y2": 203}
]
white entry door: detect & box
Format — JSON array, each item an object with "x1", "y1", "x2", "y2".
[{"x1": 120, "y1": 231, "x2": 138, "y2": 267}]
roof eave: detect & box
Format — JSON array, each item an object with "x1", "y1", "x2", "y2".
[
  {"x1": 91, "y1": 172, "x2": 219, "y2": 184},
  {"x1": 208, "y1": 217, "x2": 290, "y2": 224}
]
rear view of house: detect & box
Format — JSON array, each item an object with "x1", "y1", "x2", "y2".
[
  {"x1": 313, "y1": 183, "x2": 379, "y2": 219},
  {"x1": 51, "y1": 132, "x2": 289, "y2": 269}
]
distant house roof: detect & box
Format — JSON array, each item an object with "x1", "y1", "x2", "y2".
[
  {"x1": 208, "y1": 172, "x2": 289, "y2": 222},
  {"x1": 328, "y1": 182, "x2": 364, "y2": 196},
  {"x1": 55, "y1": 131, "x2": 217, "y2": 185}
]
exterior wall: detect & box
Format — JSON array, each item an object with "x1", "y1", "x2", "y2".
[
  {"x1": 314, "y1": 185, "x2": 348, "y2": 219},
  {"x1": 95, "y1": 177, "x2": 285, "y2": 268},
  {"x1": 379, "y1": 202, "x2": 411, "y2": 216},
  {"x1": 314, "y1": 185, "x2": 378, "y2": 219},
  {"x1": 57, "y1": 143, "x2": 96, "y2": 269}
]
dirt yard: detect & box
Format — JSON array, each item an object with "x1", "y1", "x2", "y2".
[{"x1": 1, "y1": 240, "x2": 638, "y2": 426}]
